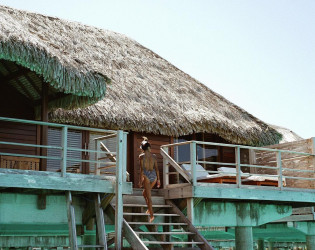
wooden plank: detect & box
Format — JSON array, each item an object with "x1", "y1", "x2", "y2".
[
  {"x1": 0, "y1": 236, "x2": 69, "y2": 247},
  {"x1": 61, "y1": 127, "x2": 68, "y2": 177},
  {"x1": 235, "y1": 146, "x2": 241, "y2": 188},
  {"x1": 187, "y1": 198, "x2": 194, "y2": 224},
  {"x1": 194, "y1": 185, "x2": 315, "y2": 204},
  {"x1": 66, "y1": 191, "x2": 78, "y2": 250},
  {"x1": 142, "y1": 241, "x2": 204, "y2": 245},
  {"x1": 163, "y1": 146, "x2": 169, "y2": 187},
  {"x1": 190, "y1": 142, "x2": 197, "y2": 186},
  {"x1": 95, "y1": 193, "x2": 107, "y2": 250},
  {"x1": 123, "y1": 219, "x2": 148, "y2": 250},
  {"x1": 160, "y1": 148, "x2": 191, "y2": 183},
  {"x1": 166, "y1": 200, "x2": 214, "y2": 250},
  {"x1": 104, "y1": 205, "x2": 148, "y2": 250},
  {"x1": 0, "y1": 169, "x2": 133, "y2": 194},
  {"x1": 115, "y1": 130, "x2": 124, "y2": 250}
]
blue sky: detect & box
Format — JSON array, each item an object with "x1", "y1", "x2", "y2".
[{"x1": 1, "y1": 0, "x2": 314, "y2": 138}]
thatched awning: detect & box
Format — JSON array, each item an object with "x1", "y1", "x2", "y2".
[{"x1": 0, "y1": 5, "x2": 110, "y2": 109}]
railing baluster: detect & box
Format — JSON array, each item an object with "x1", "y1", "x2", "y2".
[
  {"x1": 162, "y1": 146, "x2": 169, "y2": 187},
  {"x1": 115, "y1": 130, "x2": 124, "y2": 250},
  {"x1": 122, "y1": 132, "x2": 128, "y2": 181},
  {"x1": 190, "y1": 141, "x2": 197, "y2": 186},
  {"x1": 95, "y1": 139, "x2": 100, "y2": 175},
  {"x1": 235, "y1": 146, "x2": 241, "y2": 188},
  {"x1": 61, "y1": 126, "x2": 68, "y2": 177},
  {"x1": 277, "y1": 151, "x2": 283, "y2": 190}
]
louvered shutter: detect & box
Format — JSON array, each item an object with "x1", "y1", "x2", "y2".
[{"x1": 47, "y1": 128, "x2": 82, "y2": 172}]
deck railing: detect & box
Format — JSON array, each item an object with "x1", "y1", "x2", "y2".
[
  {"x1": 0, "y1": 116, "x2": 127, "y2": 178},
  {"x1": 161, "y1": 139, "x2": 315, "y2": 190}
]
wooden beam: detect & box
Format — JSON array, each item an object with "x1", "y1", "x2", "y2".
[
  {"x1": 115, "y1": 131, "x2": 124, "y2": 250},
  {"x1": 66, "y1": 191, "x2": 78, "y2": 250},
  {"x1": 0, "y1": 67, "x2": 30, "y2": 82},
  {"x1": 40, "y1": 82, "x2": 48, "y2": 171},
  {"x1": 82, "y1": 193, "x2": 114, "y2": 226},
  {"x1": 0, "y1": 76, "x2": 34, "y2": 106},
  {"x1": 23, "y1": 73, "x2": 42, "y2": 96},
  {"x1": 104, "y1": 205, "x2": 148, "y2": 250},
  {"x1": 94, "y1": 193, "x2": 107, "y2": 250},
  {"x1": 160, "y1": 148, "x2": 191, "y2": 183},
  {"x1": 0, "y1": 169, "x2": 132, "y2": 193},
  {"x1": 14, "y1": 78, "x2": 34, "y2": 100},
  {"x1": 0, "y1": 236, "x2": 69, "y2": 247}
]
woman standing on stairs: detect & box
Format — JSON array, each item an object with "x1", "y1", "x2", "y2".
[{"x1": 139, "y1": 137, "x2": 160, "y2": 223}]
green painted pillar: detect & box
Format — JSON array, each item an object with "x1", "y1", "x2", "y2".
[
  {"x1": 235, "y1": 226, "x2": 253, "y2": 250},
  {"x1": 307, "y1": 235, "x2": 315, "y2": 250},
  {"x1": 258, "y1": 239, "x2": 265, "y2": 250},
  {"x1": 268, "y1": 241, "x2": 274, "y2": 250}
]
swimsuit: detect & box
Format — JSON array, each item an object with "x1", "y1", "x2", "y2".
[
  {"x1": 143, "y1": 168, "x2": 157, "y2": 183},
  {"x1": 142, "y1": 155, "x2": 157, "y2": 183}
]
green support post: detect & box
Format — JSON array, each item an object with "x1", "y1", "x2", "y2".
[
  {"x1": 268, "y1": 241, "x2": 274, "y2": 250},
  {"x1": 257, "y1": 239, "x2": 265, "y2": 250},
  {"x1": 235, "y1": 226, "x2": 253, "y2": 250},
  {"x1": 307, "y1": 235, "x2": 315, "y2": 250}
]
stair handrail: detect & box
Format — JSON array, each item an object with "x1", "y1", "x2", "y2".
[
  {"x1": 160, "y1": 147, "x2": 191, "y2": 185},
  {"x1": 166, "y1": 200, "x2": 214, "y2": 250}
]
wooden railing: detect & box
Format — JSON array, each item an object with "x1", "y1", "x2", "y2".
[
  {"x1": 0, "y1": 116, "x2": 127, "y2": 178},
  {"x1": 161, "y1": 139, "x2": 315, "y2": 190}
]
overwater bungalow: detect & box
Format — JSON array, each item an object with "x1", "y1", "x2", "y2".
[{"x1": 0, "y1": 5, "x2": 314, "y2": 250}]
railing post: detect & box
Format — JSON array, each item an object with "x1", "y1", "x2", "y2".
[
  {"x1": 190, "y1": 141, "x2": 197, "y2": 186},
  {"x1": 277, "y1": 151, "x2": 283, "y2": 190},
  {"x1": 235, "y1": 146, "x2": 241, "y2": 188},
  {"x1": 61, "y1": 126, "x2": 68, "y2": 177},
  {"x1": 115, "y1": 130, "x2": 124, "y2": 250},
  {"x1": 122, "y1": 132, "x2": 127, "y2": 181},
  {"x1": 94, "y1": 139, "x2": 100, "y2": 175},
  {"x1": 162, "y1": 146, "x2": 169, "y2": 187}
]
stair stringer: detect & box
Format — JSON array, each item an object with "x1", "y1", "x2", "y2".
[
  {"x1": 105, "y1": 204, "x2": 148, "y2": 250},
  {"x1": 165, "y1": 200, "x2": 214, "y2": 250}
]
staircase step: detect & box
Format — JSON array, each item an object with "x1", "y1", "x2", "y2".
[
  {"x1": 78, "y1": 245, "x2": 105, "y2": 248},
  {"x1": 136, "y1": 231, "x2": 195, "y2": 235},
  {"x1": 122, "y1": 204, "x2": 171, "y2": 208},
  {"x1": 142, "y1": 241, "x2": 204, "y2": 245},
  {"x1": 122, "y1": 195, "x2": 166, "y2": 205},
  {"x1": 128, "y1": 222, "x2": 187, "y2": 226},
  {"x1": 132, "y1": 188, "x2": 164, "y2": 196},
  {"x1": 123, "y1": 212, "x2": 179, "y2": 216}
]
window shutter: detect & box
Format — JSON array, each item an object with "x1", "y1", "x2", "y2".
[{"x1": 47, "y1": 128, "x2": 82, "y2": 172}]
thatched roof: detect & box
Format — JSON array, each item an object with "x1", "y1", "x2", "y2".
[
  {"x1": 0, "y1": 5, "x2": 110, "y2": 109},
  {"x1": 1, "y1": 5, "x2": 281, "y2": 146},
  {"x1": 269, "y1": 124, "x2": 303, "y2": 144}
]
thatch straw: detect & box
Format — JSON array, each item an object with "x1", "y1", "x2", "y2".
[
  {"x1": 0, "y1": 5, "x2": 110, "y2": 109},
  {"x1": 269, "y1": 124, "x2": 303, "y2": 144},
  {"x1": 1, "y1": 5, "x2": 281, "y2": 146}
]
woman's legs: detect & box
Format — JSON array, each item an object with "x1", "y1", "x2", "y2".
[{"x1": 143, "y1": 176, "x2": 157, "y2": 222}]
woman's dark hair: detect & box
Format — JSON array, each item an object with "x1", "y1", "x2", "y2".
[{"x1": 140, "y1": 136, "x2": 151, "y2": 151}]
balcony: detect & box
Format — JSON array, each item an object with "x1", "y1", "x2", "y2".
[
  {"x1": 161, "y1": 139, "x2": 315, "y2": 205},
  {"x1": 0, "y1": 116, "x2": 132, "y2": 194}
]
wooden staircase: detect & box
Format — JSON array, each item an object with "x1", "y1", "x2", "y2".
[{"x1": 113, "y1": 190, "x2": 213, "y2": 250}]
